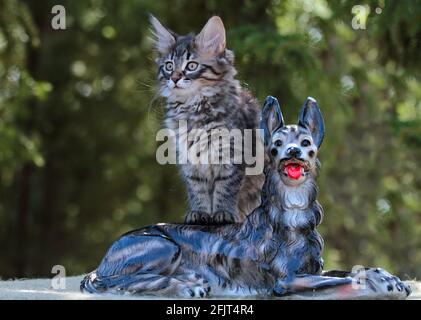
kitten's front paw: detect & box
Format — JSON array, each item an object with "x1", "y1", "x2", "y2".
[
  {"x1": 185, "y1": 211, "x2": 212, "y2": 224},
  {"x1": 353, "y1": 267, "x2": 411, "y2": 299},
  {"x1": 212, "y1": 211, "x2": 236, "y2": 224}
]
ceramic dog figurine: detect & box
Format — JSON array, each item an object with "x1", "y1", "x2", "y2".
[{"x1": 80, "y1": 96, "x2": 411, "y2": 299}]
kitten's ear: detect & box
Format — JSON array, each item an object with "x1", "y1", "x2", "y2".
[
  {"x1": 195, "y1": 16, "x2": 226, "y2": 57},
  {"x1": 298, "y1": 97, "x2": 325, "y2": 148},
  {"x1": 260, "y1": 96, "x2": 284, "y2": 147},
  {"x1": 149, "y1": 15, "x2": 176, "y2": 54}
]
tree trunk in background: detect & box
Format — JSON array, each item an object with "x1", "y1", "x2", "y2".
[
  {"x1": 14, "y1": 164, "x2": 33, "y2": 277},
  {"x1": 38, "y1": 157, "x2": 55, "y2": 275},
  {"x1": 13, "y1": 11, "x2": 41, "y2": 276}
]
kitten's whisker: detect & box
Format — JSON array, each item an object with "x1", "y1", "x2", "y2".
[
  {"x1": 146, "y1": 93, "x2": 165, "y2": 126},
  {"x1": 136, "y1": 78, "x2": 156, "y2": 93}
]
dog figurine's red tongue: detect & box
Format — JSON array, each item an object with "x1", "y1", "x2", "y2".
[{"x1": 285, "y1": 164, "x2": 302, "y2": 179}]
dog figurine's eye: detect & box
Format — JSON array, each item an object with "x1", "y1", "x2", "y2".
[
  {"x1": 301, "y1": 139, "x2": 311, "y2": 147},
  {"x1": 164, "y1": 61, "x2": 174, "y2": 72},
  {"x1": 274, "y1": 140, "x2": 282, "y2": 147},
  {"x1": 185, "y1": 61, "x2": 198, "y2": 71}
]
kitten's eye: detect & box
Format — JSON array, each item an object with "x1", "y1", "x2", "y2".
[
  {"x1": 164, "y1": 61, "x2": 174, "y2": 72},
  {"x1": 301, "y1": 139, "x2": 311, "y2": 147},
  {"x1": 274, "y1": 140, "x2": 282, "y2": 147},
  {"x1": 185, "y1": 62, "x2": 198, "y2": 72}
]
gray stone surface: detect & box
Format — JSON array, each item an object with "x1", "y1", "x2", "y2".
[{"x1": 0, "y1": 276, "x2": 419, "y2": 300}]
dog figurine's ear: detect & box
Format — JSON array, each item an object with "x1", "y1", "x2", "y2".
[
  {"x1": 298, "y1": 97, "x2": 325, "y2": 148},
  {"x1": 260, "y1": 96, "x2": 284, "y2": 147}
]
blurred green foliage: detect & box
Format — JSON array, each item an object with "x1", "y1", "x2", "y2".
[{"x1": 0, "y1": 0, "x2": 420, "y2": 279}]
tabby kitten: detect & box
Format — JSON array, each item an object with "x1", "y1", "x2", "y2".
[{"x1": 151, "y1": 15, "x2": 264, "y2": 224}]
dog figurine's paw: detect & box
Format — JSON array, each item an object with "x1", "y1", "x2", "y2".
[
  {"x1": 273, "y1": 284, "x2": 289, "y2": 296},
  {"x1": 176, "y1": 274, "x2": 211, "y2": 298},
  {"x1": 352, "y1": 267, "x2": 411, "y2": 299}
]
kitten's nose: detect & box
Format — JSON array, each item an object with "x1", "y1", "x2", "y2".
[
  {"x1": 287, "y1": 147, "x2": 301, "y2": 158},
  {"x1": 171, "y1": 72, "x2": 182, "y2": 84}
]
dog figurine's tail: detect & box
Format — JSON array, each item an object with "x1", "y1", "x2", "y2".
[
  {"x1": 80, "y1": 272, "x2": 107, "y2": 294},
  {"x1": 80, "y1": 272, "x2": 141, "y2": 294}
]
